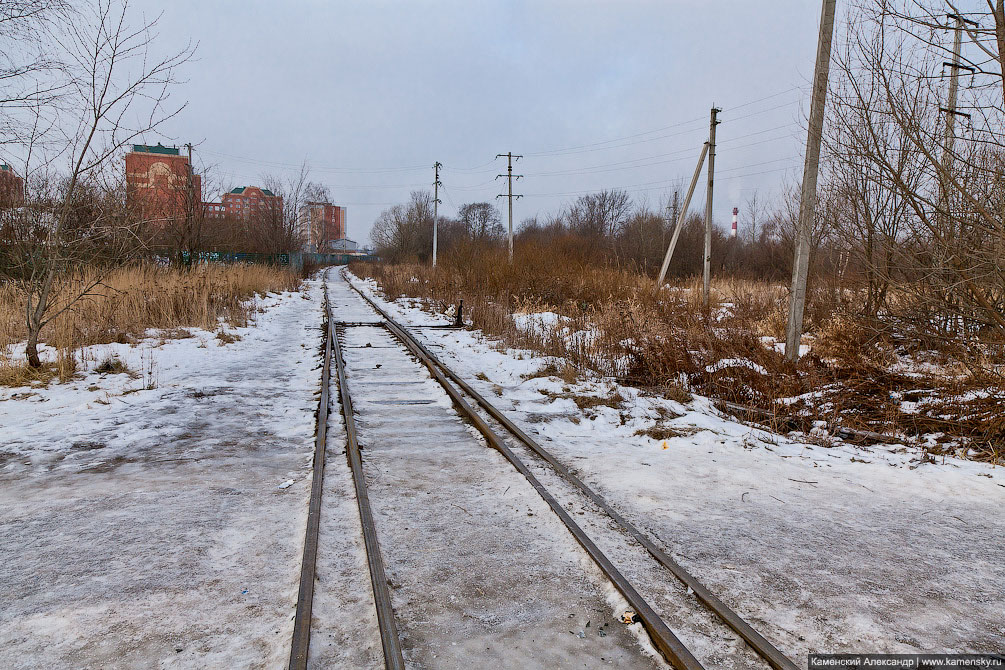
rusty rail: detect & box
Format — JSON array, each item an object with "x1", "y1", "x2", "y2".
[
  {"x1": 380, "y1": 315, "x2": 704, "y2": 670},
  {"x1": 332, "y1": 322, "x2": 406, "y2": 669},
  {"x1": 289, "y1": 276, "x2": 334, "y2": 670}
]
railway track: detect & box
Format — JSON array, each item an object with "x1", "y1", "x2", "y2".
[{"x1": 290, "y1": 269, "x2": 798, "y2": 670}]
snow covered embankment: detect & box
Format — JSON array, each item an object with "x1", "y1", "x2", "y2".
[{"x1": 0, "y1": 279, "x2": 324, "y2": 669}]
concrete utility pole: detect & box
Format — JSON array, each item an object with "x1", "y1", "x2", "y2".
[
  {"x1": 432, "y1": 161, "x2": 442, "y2": 268},
  {"x1": 702, "y1": 107, "x2": 720, "y2": 311},
  {"x1": 944, "y1": 14, "x2": 964, "y2": 159},
  {"x1": 784, "y1": 0, "x2": 837, "y2": 363},
  {"x1": 940, "y1": 14, "x2": 976, "y2": 217},
  {"x1": 657, "y1": 142, "x2": 708, "y2": 285},
  {"x1": 185, "y1": 143, "x2": 194, "y2": 268},
  {"x1": 495, "y1": 152, "x2": 523, "y2": 264}
]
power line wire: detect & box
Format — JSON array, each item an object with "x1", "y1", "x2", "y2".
[
  {"x1": 721, "y1": 85, "x2": 806, "y2": 112},
  {"x1": 525, "y1": 115, "x2": 708, "y2": 157}
]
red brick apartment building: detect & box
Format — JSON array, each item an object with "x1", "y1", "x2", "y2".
[
  {"x1": 0, "y1": 164, "x2": 25, "y2": 207},
  {"x1": 124, "y1": 144, "x2": 201, "y2": 223},
  {"x1": 211, "y1": 186, "x2": 283, "y2": 220},
  {"x1": 299, "y1": 201, "x2": 347, "y2": 251}
]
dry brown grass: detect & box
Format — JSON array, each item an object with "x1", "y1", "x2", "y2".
[
  {"x1": 0, "y1": 263, "x2": 299, "y2": 383},
  {"x1": 0, "y1": 361, "x2": 61, "y2": 387},
  {"x1": 352, "y1": 243, "x2": 1004, "y2": 459}
]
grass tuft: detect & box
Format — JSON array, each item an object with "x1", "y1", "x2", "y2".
[
  {"x1": 95, "y1": 356, "x2": 129, "y2": 374},
  {"x1": 0, "y1": 362, "x2": 59, "y2": 388}
]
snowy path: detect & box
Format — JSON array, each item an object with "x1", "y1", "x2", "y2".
[
  {"x1": 0, "y1": 281, "x2": 324, "y2": 669},
  {"x1": 346, "y1": 271, "x2": 1005, "y2": 664}
]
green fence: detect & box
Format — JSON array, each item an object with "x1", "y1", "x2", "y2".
[
  {"x1": 181, "y1": 251, "x2": 378, "y2": 269},
  {"x1": 294, "y1": 252, "x2": 379, "y2": 269}
]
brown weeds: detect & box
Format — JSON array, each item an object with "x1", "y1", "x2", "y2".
[
  {"x1": 0, "y1": 263, "x2": 299, "y2": 384},
  {"x1": 352, "y1": 245, "x2": 1004, "y2": 458}
]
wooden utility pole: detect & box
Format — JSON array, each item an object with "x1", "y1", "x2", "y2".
[
  {"x1": 702, "y1": 107, "x2": 720, "y2": 310},
  {"x1": 784, "y1": 0, "x2": 837, "y2": 362},
  {"x1": 432, "y1": 161, "x2": 442, "y2": 268},
  {"x1": 496, "y1": 152, "x2": 523, "y2": 264},
  {"x1": 657, "y1": 142, "x2": 709, "y2": 285}
]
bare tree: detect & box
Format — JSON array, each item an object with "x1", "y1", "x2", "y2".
[
  {"x1": 566, "y1": 189, "x2": 632, "y2": 241},
  {"x1": 250, "y1": 165, "x2": 323, "y2": 254},
  {"x1": 0, "y1": 0, "x2": 70, "y2": 145},
  {"x1": 146, "y1": 161, "x2": 225, "y2": 266},
  {"x1": 829, "y1": 0, "x2": 1005, "y2": 341},
  {"x1": 615, "y1": 198, "x2": 671, "y2": 275},
  {"x1": 825, "y1": 44, "x2": 923, "y2": 319},
  {"x1": 370, "y1": 190, "x2": 434, "y2": 261},
  {"x1": 301, "y1": 182, "x2": 333, "y2": 252},
  {"x1": 457, "y1": 202, "x2": 503, "y2": 243},
  {"x1": 1, "y1": 0, "x2": 192, "y2": 367},
  {"x1": 745, "y1": 190, "x2": 764, "y2": 246}
]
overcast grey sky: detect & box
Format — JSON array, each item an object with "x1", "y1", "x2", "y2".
[{"x1": 137, "y1": 0, "x2": 825, "y2": 244}]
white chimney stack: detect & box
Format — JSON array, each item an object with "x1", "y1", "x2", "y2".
[{"x1": 731, "y1": 207, "x2": 738, "y2": 238}]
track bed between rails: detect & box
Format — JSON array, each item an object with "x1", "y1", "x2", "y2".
[{"x1": 337, "y1": 323, "x2": 664, "y2": 668}]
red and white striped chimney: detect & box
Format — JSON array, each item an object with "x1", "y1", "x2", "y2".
[{"x1": 731, "y1": 207, "x2": 738, "y2": 238}]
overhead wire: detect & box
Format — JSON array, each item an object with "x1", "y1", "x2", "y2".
[
  {"x1": 719, "y1": 99, "x2": 805, "y2": 124},
  {"x1": 524, "y1": 115, "x2": 708, "y2": 157},
  {"x1": 201, "y1": 84, "x2": 810, "y2": 209},
  {"x1": 522, "y1": 156, "x2": 800, "y2": 199},
  {"x1": 720, "y1": 85, "x2": 806, "y2": 112}
]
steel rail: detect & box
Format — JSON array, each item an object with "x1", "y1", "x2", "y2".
[
  {"x1": 344, "y1": 270, "x2": 797, "y2": 670},
  {"x1": 289, "y1": 277, "x2": 334, "y2": 670},
  {"x1": 411, "y1": 331, "x2": 797, "y2": 670},
  {"x1": 331, "y1": 321, "x2": 407, "y2": 670},
  {"x1": 398, "y1": 328, "x2": 796, "y2": 670},
  {"x1": 377, "y1": 314, "x2": 704, "y2": 670}
]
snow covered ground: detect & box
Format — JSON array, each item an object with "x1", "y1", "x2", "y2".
[
  {"x1": 0, "y1": 280, "x2": 325, "y2": 669},
  {"x1": 329, "y1": 322, "x2": 667, "y2": 668},
  {"x1": 347, "y1": 270, "x2": 1005, "y2": 663},
  {"x1": 2, "y1": 267, "x2": 1002, "y2": 669}
]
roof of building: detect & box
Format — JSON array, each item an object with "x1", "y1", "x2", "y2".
[
  {"x1": 132, "y1": 143, "x2": 180, "y2": 156},
  {"x1": 229, "y1": 186, "x2": 277, "y2": 197}
]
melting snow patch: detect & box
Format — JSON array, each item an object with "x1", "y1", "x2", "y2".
[
  {"x1": 704, "y1": 358, "x2": 768, "y2": 376},
  {"x1": 512, "y1": 311, "x2": 569, "y2": 334}
]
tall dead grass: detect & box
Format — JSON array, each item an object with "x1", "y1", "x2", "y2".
[
  {"x1": 352, "y1": 243, "x2": 1004, "y2": 459},
  {"x1": 0, "y1": 263, "x2": 299, "y2": 381}
]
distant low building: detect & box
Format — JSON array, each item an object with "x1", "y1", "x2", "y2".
[
  {"x1": 203, "y1": 201, "x2": 226, "y2": 219},
  {"x1": 326, "y1": 238, "x2": 358, "y2": 252}
]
